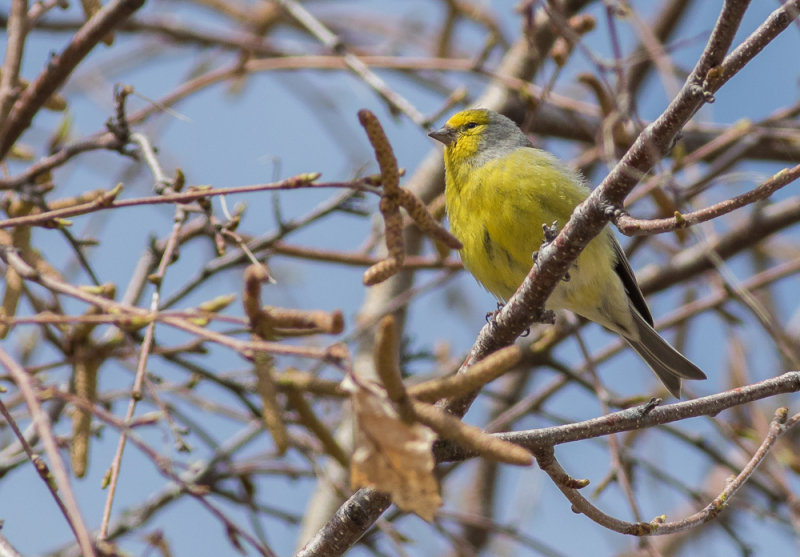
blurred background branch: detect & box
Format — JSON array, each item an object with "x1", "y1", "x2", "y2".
[{"x1": 1, "y1": 1, "x2": 800, "y2": 556}]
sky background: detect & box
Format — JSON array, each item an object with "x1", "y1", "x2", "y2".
[{"x1": 1, "y1": 1, "x2": 800, "y2": 556}]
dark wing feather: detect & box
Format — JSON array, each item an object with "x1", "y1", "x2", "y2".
[{"x1": 610, "y1": 237, "x2": 653, "y2": 326}]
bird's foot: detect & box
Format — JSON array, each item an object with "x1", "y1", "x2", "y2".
[
  {"x1": 538, "y1": 309, "x2": 557, "y2": 325},
  {"x1": 637, "y1": 397, "x2": 662, "y2": 416},
  {"x1": 532, "y1": 221, "x2": 559, "y2": 267},
  {"x1": 602, "y1": 202, "x2": 627, "y2": 222},
  {"x1": 485, "y1": 302, "x2": 504, "y2": 325},
  {"x1": 542, "y1": 220, "x2": 560, "y2": 243},
  {"x1": 533, "y1": 221, "x2": 570, "y2": 283}
]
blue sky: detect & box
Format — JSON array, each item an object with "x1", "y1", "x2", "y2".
[{"x1": 2, "y1": 1, "x2": 800, "y2": 556}]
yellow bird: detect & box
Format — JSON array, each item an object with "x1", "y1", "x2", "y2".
[{"x1": 429, "y1": 108, "x2": 706, "y2": 397}]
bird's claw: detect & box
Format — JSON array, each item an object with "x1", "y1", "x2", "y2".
[
  {"x1": 533, "y1": 221, "x2": 570, "y2": 283},
  {"x1": 540, "y1": 309, "x2": 556, "y2": 324},
  {"x1": 638, "y1": 397, "x2": 662, "y2": 416},
  {"x1": 532, "y1": 221, "x2": 559, "y2": 267},
  {"x1": 485, "y1": 302, "x2": 504, "y2": 326},
  {"x1": 602, "y1": 202, "x2": 627, "y2": 222},
  {"x1": 542, "y1": 220, "x2": 560, "y2": 243}
]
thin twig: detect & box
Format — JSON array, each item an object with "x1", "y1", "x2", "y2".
[
  {"x1": 617, "y1": 161, "x2": 800, "y2": 235},
  {"x1": 0, "y1": 0, "x2": 28, "y2": 127},
  {"x1": 278, "y1": 0, "x2": 427, "y2": 126},
  {"x1": 0, "y1": 348, "x2": 96, "y2": 557},
  {"x1": 0, "y1": 0, "x2": 146, "y2": 159},
  {"x1": 434, "y1": 372, "x2": 800, "y2": 460},
  {"x1": 533, "y1": 407, "x2": 800, "y2": 536},
  {"x1": 0, "y1": 174, "x2": 359, "y2": 226},
  {"x1": 99, "y1": 132, "x2": 190, "y2": 539}
]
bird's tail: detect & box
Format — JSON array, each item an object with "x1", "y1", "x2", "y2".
[{"x1": 624, "y1": 309, "x2": 706, "y2": 398}]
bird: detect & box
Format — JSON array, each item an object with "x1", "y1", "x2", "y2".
[{"x1": 428, "y1": 108, "x2": 706, "y2": 397}]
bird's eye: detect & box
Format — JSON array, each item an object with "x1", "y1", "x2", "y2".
[{"x1": 464, "y1": 122, "x2": 479, "y2": 130}]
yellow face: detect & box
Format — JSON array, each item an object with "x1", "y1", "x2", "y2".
[{"x1": 429, "y1": 109, "x2": 492, "y2": 160}]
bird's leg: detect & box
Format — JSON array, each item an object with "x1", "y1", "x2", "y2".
[{"x1": 533, "y1": 221, "x2": 570, "y2": 282}]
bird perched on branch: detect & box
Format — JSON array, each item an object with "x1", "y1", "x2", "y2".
[{"x1": 429, "y1": 108, "x2": 706, "y2": 397}]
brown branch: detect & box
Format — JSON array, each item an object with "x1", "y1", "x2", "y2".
[
  {"x1": 296, "y1": 490, "x2": 393, "y2": 557},
  {"x1": 409, "y1": 345, "x2": 522, "y2": 403},
  {"x1": 433, "y1": 372, "x2": 800, "y2": 461},
  {"x1": 0, "y1": 0, "x2": 28, "y2": 127},
  {"x1": 0, "y1": 0, "x2": 146, "y2": 160},
  {"x1": 286, "y1": 389, "x2": 350, "y2": 467},
  {"x1": 638, "y1": 193, "x2": 800, "y2": 294},
  {"x1": 99, "y1": 133, "x2": 192, "y2": 538},
  {"x1": 0, "y1": 244, "x2": 337, "y2": 361},
  {"x1": 296, "y1": 0, "x2": 597, "y2": 550},
  {"x1": 411, "y1": 400, "x2": 532, "y2": 466},
  {"x1": 161, "y1": 189, "x2": 361, "y2": 308},
  {"x1": 359, "y1": 109, "x2": 406, "y2": 286},
  {"x1": 40, "y1": 381, "x2": 278, "y2": 556},
  {"x1": 269, "y1": 241, "x2": 461, "y2": 271},
  {"x1": 4, "y1": 52, "x2": 798, "y2": 190},
  {"x1": 278, "y1": 0, "x2": 427, "y2": 126},
  {"x1": 0, "y1": 348, "x2": 97, "y2": 556},
  {"x1": 651, "y1": 408, "x2": 798, "y2": 534},
  {"x1": 626, "y1": 0, "x2": 692, "y2": 96},
  {"x1": 243, "y1": 265, "x2": 290, "y2": 455},
  {"x1": 616, "y1": 161, "x2": 800, "y2": 235},
  {"x1": 0, "y1": 174, "x2": 331, "y2": 225},
  {"x1": 533, "y1": 407, "x2": 799, "y2": 536},
  {"x1": 534, "y1": 446, "x2": 653, "y2": 534}
]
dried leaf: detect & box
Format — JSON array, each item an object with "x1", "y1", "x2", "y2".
[{"x1": 343, "y1": 375, "x2": 441, "y2": 521}]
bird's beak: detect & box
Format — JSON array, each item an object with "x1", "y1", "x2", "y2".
[{"x1": 428, "y1": 126, "x2": 456, "y2": 146}]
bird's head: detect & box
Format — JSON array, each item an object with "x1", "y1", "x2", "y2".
[{"x1": 428, "y1": 109, "x2": 529, "y2": 164}]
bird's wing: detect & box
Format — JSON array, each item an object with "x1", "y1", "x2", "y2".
[{"x1": 610, "y1": 237, "x2": 654, "y2": 326}]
